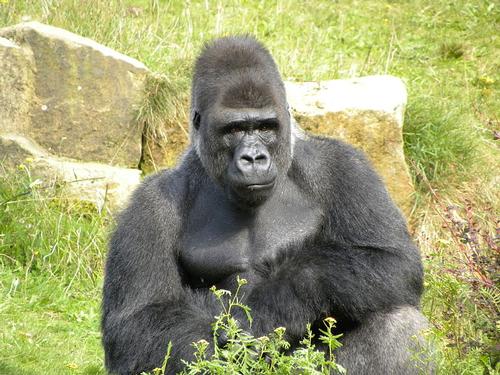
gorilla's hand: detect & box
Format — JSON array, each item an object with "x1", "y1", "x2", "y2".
[{"x1": 216, "y1": 328, "x2": 229, "y2": 348}]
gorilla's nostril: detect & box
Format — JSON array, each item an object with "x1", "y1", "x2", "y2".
[
  {"x1": 241, "y1": 154, "x2": 254, "y2": 164},
  {"x1": 255, "y1": 154, "x2": 267, "y2": 161}
]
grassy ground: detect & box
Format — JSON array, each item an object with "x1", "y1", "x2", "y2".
[
  {"x1": 0, "y1": 171, "x2": 108, "y2": 374},
  {"x1": 0, "y1": 0, "x2": 499, "y2": 374}
]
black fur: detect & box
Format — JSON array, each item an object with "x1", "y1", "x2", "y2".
[{"x1": 102, "y1": 36, "x2": 429, "y2": 374}]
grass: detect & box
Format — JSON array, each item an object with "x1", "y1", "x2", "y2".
[
  {"x1": 0, "y1": 173, "x2": 108, "y2": 374},
  {"x1": 0, "y1": 0, "x2": 499, "y2": 374},
  {"x1": 0, "y1": 268, "x2": 104, "y2": 375},
  {"x1": 416, "y1": 190, "x2": 499, "y2": 373}
]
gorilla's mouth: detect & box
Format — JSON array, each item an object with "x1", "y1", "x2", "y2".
[
  {"x1": 245, "y1": 182, "x2": 275, "y2": 191},
  {"x1": 227, "y1": 172, "x2": 277, "y2": 194},
  {"x1": 226, "y1": 177, "x2": 277, "y2": 208},
  {"x1": 225, "y1": 161, "x2": 278, "y2": 206}
]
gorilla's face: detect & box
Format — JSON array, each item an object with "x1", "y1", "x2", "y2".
[
  {"x1": 190, "y1": 36, "x2": 292, "y2": 208},
  {"x1": 194, "y1": 102, "x2": 291, "y2": 208}
]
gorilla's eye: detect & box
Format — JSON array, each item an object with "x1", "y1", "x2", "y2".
[
  {"x1": 222, "y1": 122, "x2": 245, "y2": 135},
  {"x1": 258, "y1": 119, "x2": 279, "y2": 132}
]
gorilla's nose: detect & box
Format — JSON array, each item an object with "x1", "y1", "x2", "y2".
[{"x1": 236, "y1": 148, "x2": 270, "y2": 173}]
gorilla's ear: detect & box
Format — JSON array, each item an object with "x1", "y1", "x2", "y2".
[{"x1": 193, "y1": 111, "x2": 201, "y2": 131}]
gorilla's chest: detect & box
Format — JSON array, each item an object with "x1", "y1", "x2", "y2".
[{"x1": 180, "y1": 185, "x2": 322, "y2": 288}]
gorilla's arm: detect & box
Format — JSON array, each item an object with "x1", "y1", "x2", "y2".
[
  {"x1": 245, "y1": 141, "x2": 423, "y2": 341},
  {"x1": 102, "y1": 172, "x2": 219, "y2": 375},
  {"x1": 246, "y1": 241, "x2": 422, "y2": 341}
]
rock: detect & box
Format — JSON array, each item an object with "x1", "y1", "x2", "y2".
[
  {"x1": 285, "y1": 76, "x2": 414, "y2": 216},
  {"x1": 0, "y1": 37, "x2": 34, "y2": 135},
  {"x1": 0, "y1": 22, "x2": 149, "y2": 210},
  {"x1": 0, "y1": 21, "x2": 148, "y2": 168},
  {"x1": 0, "y1": 134, "x2": 141, "y2": 211}
]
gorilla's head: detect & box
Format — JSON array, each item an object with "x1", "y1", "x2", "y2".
[{"x1": 190, "y1": 36, "x2": 292, "y2": 208}]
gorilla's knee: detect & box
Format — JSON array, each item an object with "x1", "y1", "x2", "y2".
[{"x1": 335, "y1": 306, "x2": 434, "y2": 375}]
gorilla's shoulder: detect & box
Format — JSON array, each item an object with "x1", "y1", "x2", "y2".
[
  {"x1": 133, "y1": 170, "x2": 185, "y2": 205},
  {"x1": 294, "y1": 134, "x2": 406, "y2": 232},
  {"x1": 124, "y1": 150, "x2": 204, "y2": 215},
  {"x1": 293, "y1": 134, "x2": 381, "y2": 188}
]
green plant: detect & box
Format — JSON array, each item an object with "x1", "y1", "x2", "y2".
[{"x1": 147, "y1": 277, "x2": 345, "y2": 375}]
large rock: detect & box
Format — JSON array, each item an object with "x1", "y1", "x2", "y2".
[
  {"x1": 0, "y1": 134, "x2": 141, "y2": 211},
  {"x1": 0, "y1": 22, "x2": 148, "y2": 168},
  {"x1": 0, "y1": 37, "x2": 34, "y2": 135},
  {"x1": 0, "y1": 22, "x2": 148, "y2": 209},
  {"x1": 285, "y1": 76, "x2": 414, "y2": 216}
]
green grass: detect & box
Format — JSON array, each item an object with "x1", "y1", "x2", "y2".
[
  {"x1": 0, "y1": 171, "x2": 108, "y2": 374},
  {"x1": 0, "y1": 268, "x2": 104, "y2": 375},
  {"x1": 0, "y1": 0, "x2": 499, "y2": 374}
]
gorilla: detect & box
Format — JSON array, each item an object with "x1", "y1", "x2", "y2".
[{"x1": 102, "y1": 36, "x2": 430, "y2": 374}]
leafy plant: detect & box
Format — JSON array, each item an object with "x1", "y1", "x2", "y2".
[{"x1": 147, "y1": 277, "x2": 345, "y2": 375}]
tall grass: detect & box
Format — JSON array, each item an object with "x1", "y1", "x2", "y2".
[
  {"x1": 0, "y1": 168, "x2": 109, "y2": 287},
  {"x1": 0, "y1": 168, "x2": 108, "y2": 374}
]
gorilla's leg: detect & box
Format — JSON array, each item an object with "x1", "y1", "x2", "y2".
[{"x1": 334, "y1": 306, "x2": 434, "y2": 375}]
